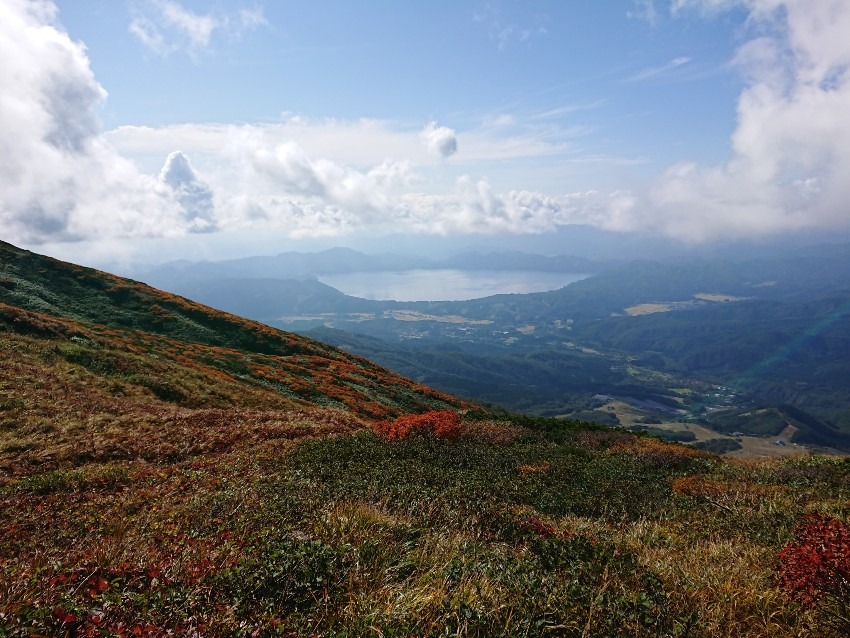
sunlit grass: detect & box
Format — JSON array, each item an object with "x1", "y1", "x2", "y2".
[{"x1": 5, "y1": 410, "x2": 848, "y2": 636}]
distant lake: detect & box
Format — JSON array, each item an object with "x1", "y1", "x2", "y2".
[{"x1": 317, "y1": 269, "x2": 589, "y2": 302}]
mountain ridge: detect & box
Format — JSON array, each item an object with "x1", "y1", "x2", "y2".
[{"x1": 131, "y1": 247, "x2": 606, "y2": 290}]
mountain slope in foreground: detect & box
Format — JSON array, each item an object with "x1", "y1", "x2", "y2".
[
  {"x1": 0, "y1": 240, "x2": 467, "y2": 442},
  {"x1": 2, "y1": 241, "x2": 850, "y2": 637}
]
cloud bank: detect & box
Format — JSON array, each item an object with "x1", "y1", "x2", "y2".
[
  {"x1": 1, "y1": 0, "x2": 849, "y2": 252},
  {"x1": 0, "y1": 0, "x2": 196, "y2": 243},
  {"x1": 643, "y1": 0, "x2": 850, "y2": 240}
]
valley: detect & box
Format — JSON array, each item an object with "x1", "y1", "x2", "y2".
[{"x1": 132, "y1": 244, "x2": 850, "y2": 452}]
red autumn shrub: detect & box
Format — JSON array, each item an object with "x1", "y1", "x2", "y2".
[
  {"x1": 374, "y1": 410, "x2": 462, "y2": 441},
  {"x1": 517, "y1": 516, "x2": 559, "y2": 539},
  {"x1": 777, "y1": 513, "x2": 850, "y2": 630}
]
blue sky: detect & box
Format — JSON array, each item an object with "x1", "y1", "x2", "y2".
[
  {"x1": 61, "y1": 1, "x2": 743, "y2": 175},
  {"x1": 2, "y1": 0, "x2": 849, "y2": 266}
]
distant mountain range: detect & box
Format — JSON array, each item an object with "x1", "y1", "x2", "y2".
[{"x1": 132, "y1": 248, "x2": 607, "y2": 289}]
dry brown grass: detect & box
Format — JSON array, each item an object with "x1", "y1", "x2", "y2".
[{"x1": 618, "y1": 520, "x2": 818, "y2": 637}]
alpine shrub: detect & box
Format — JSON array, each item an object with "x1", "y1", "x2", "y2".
[
  {"x1": 374, "y1": 410, "x2": 462, "y2": 441},
  {"x1": 778, "y1": 513, "x2": 850, "y2": 631}
]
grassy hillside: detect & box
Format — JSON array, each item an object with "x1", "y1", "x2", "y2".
[
  {"x1": 3, "y1": 392, "x2": 850, "y2": 636},
  {"x1": 2, "y1": 242, "x2": 850, "y2": 636},
  {"x1": 0, "y1": 241, "x2": 466, "y2": 424}
]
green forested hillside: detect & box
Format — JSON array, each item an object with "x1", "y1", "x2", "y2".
[
  {"x1": 573, "y1": 294, "x2": 850, "y2": 436},
  {"x1": 305, "y1": 326, "x2": 668, "y2": 415}
]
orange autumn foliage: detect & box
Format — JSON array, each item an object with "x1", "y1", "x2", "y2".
[{"x1": 374, "y1": 410, "x2": 463, "y2": 441}]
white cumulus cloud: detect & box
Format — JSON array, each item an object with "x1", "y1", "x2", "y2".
[
  {"x1": 0, "y1": 0, "x2": 210, "y2": 244},
  {"x1": 420, "y1": 121, "x2": 458, "y2": 159},
  {"x1": 636, "y1": 0, "x2": 850, "y2": 241},
  {"x1": 159, "y1": 151, "x2": 217, "y2": 232}
]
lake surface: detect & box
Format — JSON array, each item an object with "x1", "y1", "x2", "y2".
[{"x1": 318, "y1": 269, "x2": 588, "y2": 301}]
